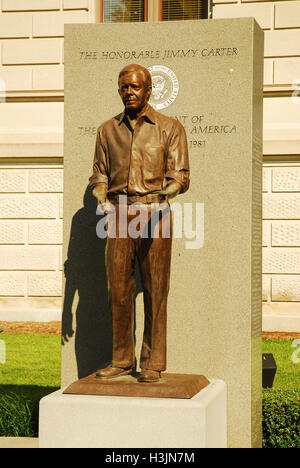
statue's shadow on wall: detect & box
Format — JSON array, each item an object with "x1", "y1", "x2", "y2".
[{"x1": 61, "y1": 187, "x2": 143, "y2": 379}]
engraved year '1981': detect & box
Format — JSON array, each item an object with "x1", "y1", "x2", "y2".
[{"x1": 190, "y1": 140, "x2": 206, "y2": 149}]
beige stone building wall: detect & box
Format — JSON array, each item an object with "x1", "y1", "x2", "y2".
[
  {"x1": 214, "y1": 0, "x2": 300, "y2": 92},
  {"x1": 0, "y1": 1, "x2": 97, "y2": 321},
  {"x1": 214, "y1": 0, "x2": 300, "y2": 332},
  {"x1": 0, "y1": 162, "x2": 63, "y2": 314},
  {"x1": 262, "y1": 162, "x2": 300, "y2": 331},
  {"x1": 0, "y1": 0, "x2": 96, "y2": 99},
  {"x1": 0, "y1": 0, "x2": 299, "y2": 330}
]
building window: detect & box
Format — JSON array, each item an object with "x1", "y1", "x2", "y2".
[
  {"x1": 160, "y1": 0, "x2": 208, "y2": 21},
  {"x1": 99, "y1": 0, "x2": 210, "y2": 23},
  {"x1": 102, "y1": 0, "x2": 146, "y2": 22}
]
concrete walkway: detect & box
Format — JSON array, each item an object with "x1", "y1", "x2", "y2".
[{"x1": 0, "y1": 438, "x2": 38, "y2": 448}]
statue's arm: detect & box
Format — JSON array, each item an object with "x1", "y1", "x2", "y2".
[
  {"x1": 89, "y1": 127, "x2": 109, "y2": 204},
  {"x1": 163, "y1": 120, "x2": 190, "y2": 200}
]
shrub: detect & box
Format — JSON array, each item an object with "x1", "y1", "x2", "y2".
[
  {"x1": 0, "y1": 393, "x2": 34, "y2": 437},
  {"x1": 263, "y1": 390, "x2": 300, "y2": 449}
]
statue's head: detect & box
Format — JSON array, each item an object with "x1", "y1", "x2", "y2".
[{"x1": 118, "y1": 64, "x2": 152, "y2": 114}]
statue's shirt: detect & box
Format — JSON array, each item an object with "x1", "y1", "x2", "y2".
[{"x1": 89, "y1": 104, "x2": 189, "y2": 196}]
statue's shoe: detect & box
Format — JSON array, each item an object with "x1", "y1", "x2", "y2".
[
  {"x1": 96, "y1": 365, "x2": 133, "y2": 379},
  {"x1": 138, "y1": 369, "x2": 161, "y2": 383}
]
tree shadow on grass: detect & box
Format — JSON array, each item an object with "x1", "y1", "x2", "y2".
[{"x1": 0, "y1": 385, "x2": 59, "y2": 437}]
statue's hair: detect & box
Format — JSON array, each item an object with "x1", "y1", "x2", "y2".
[{"x1": 118, "y1": 64, "x2": 152, "y2": 89}]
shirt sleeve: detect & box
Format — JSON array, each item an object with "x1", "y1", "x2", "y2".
[
  {"x1": 165, "y1": 120, "x2": 190, "y2": 194},
  {"x1": 88, "y1": 127, "x2": 109, "y2": 189}
]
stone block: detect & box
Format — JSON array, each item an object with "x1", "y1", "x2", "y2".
[
  {"x1": 275, "y1": 2, "x2": 300, "y2": 29},
  {"x1": 33, "y1": 10, "x2": 88, "y2": 37},
  {"x1": 265, "y1": 30, "x2": 300, "y2": 57},
  {"x1": 0, "y1": 195, "x2": 58, "y2": 219},
  {"x1": 63, "y1": 19, "x2": 264, "y2": 448},
  {"x1": 263, "y1": 303, "x2": 300, "y2": 333},
  {"x1": 272, "y1": 167, "x2": 300, "y2": 192},
  {"x1": 0, "y1": 221, "x2": 25, "y2": 244},
  {"x1": 0, "y1": 66, "x2": 32, "y2": 91},
  {"x1": 263, "y1": 194, "x2": 300, "y2": 219},
  {"x1": 262, "y1": 275, "x2": 270, "y2": 302},
  {"x1": 272, "y1": 275, "x2": 300, "y2": 302},
  {"x1": 263, "y1": 249, "x2": 300, "y2": 274},
  {"x1": 59, "y1": 246, "x2": 63, "y2": 270},
  {"x1": 0, "y1": 306, "x2": 62, "y2": 322},
  {"x1": 39, "y1": 381, "x2": 227, "y2": 448},
  {"x1": 263, "y1": 167, "x2": 270, "y2": 193},
  {"x1": 2, "y1": 39, "x2": 61, "y2": 65},
  {"x1": 2, "y1": 0, "x2": 60, "y2": 11},
  {"x1": 0, "y1": 13, "x2": 32, "y2": 38},
  {"x1": 263, "y1": 221, "x2": 270, "y2": 247},
  {"x1": 28, "y1": 271, "x2": 62, "y2": 296},
  {"x1": 0, "y1": 272, "x2": 26, "y2": 296},
  {"x1": 28, "y1": 220, "x2": 63, "y2": 244},
  {"x1": 0, "y1": 101, "x2": 63, "y2": 131},
  {"x1": 63, "y1": 0, "x2": 89, "y2": 9},
  {"x1": 32, "y1": 66, "x2": 64, "y2": 90},
  {"x1": 0, "y1": 170, "x2": 26, "y2": 192},
  {"x1": 29, "y1": 169, "x2": 63, "y2": 193},
  {"x1": 0, "y1": 246, "x2": 58, "y2": 270},
  {"x1": 264, "y1": 59, "x2": 273, "y2": 85},
  {"x1": 213, "y1": 3, "x2": 272, "y2": 29},
  {"x1": 272, "y1": 221, "x2": 300, "y2": 247},
  {"x1": 274, "y1": 59, "x2": 300, "y2": 85},
  {"x1": 263, "y1": 98, "x2": 300, "y2": 156},
  {"x1": 59, "y1": 194, "x2": 63, "y2": 219},
  {"x1": 0, "y1": 438, "x2": 38, "y2": 449}
]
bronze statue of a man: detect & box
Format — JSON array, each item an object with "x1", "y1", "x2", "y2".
[{"x1": 89, "y1": 64, "x2": 189, "y2": 383}]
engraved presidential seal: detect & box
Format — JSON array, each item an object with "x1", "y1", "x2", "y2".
[{"x1": 147, "y1": 65, "x2": 179, "y2": 110}]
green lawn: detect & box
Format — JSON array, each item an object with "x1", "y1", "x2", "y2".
[
  {"x1": 0, "y1": 334, "x2": 60, "y2": 437},
  {"x1": 0, "y1": 334, "x2": 61, "y2": 387},
  {"x1": 2, "y1": 336, "x2": 297, "y2": 392},
  {"x1": 0, "y1": 334, "x2": 299, "y2": 442}
]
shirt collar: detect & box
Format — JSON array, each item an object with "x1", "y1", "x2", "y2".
[{"x1": 118, "y1": 104, "x2": 156, "y2": 126}]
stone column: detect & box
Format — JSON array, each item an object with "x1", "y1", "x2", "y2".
[{"x1": 62, "y1": 19, "x2": 264, "y2": 448}]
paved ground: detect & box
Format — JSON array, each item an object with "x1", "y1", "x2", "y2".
[{"x1": 0, "y1": 438, "x2": 39, "y2": 449}]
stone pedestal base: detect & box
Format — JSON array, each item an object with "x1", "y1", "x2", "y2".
[
  {"x1": 63, "y1": 372, "x2": 210, "y2": 399},
  {"x1": 39, "y1": 379, "x2": 227, "y2": 448}
]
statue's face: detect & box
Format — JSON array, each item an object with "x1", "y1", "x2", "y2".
[{"x1": 118, "y1": 71, "x2": 151, "y2": 113}]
